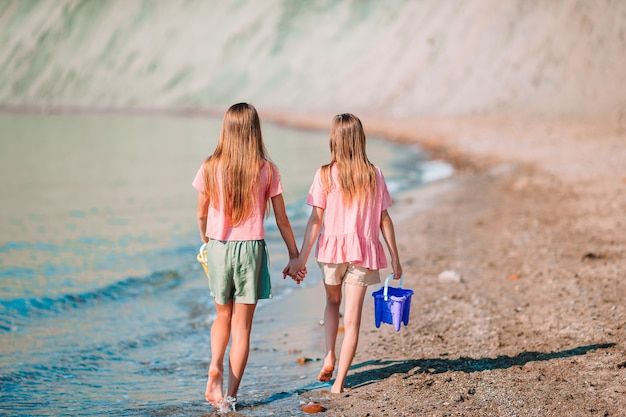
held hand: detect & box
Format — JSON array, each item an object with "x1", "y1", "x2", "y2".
[
  {"x1": 283, "y1": 261, "x2": 298, "y2": 279},
  {"x1": 285, "y1": 258, "x2": 306, "y2": 284},
  {"x1": 296, "y1": 266, "x2": 307, "y2": 279},
  {"x1": 282, "y1": 265, "x2": 291, "y2": 280},
  {"x1": 292, "y1": 265, "x2": 307, "y2": 285}
]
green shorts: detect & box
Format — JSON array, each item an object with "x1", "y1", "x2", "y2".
[{"x1": 205, "y1": 239, "x2": 272, "y2": 305}]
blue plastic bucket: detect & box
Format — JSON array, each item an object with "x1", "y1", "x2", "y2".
[{"x1": 372, "y1": 275, "x2": 413, "y2": 331}]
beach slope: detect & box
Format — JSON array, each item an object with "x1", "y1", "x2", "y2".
[{"x1": 263, "y1": 112, "x2": 626, "y2": 416}]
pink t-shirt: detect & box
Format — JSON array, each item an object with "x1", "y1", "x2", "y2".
[
  {"x1": 307, "y1": 165, "x2": 392, "y2": 270},
  {"x1": 192, "y1": 160, "x2": 283, "y2": 241}
]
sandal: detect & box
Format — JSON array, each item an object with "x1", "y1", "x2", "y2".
[{"x1": 219, "y1": 396, "x2": 237, "y2": 413}]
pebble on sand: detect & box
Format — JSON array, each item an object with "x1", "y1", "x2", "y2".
[
  {"x1": 438, "y1": 270, "x2": 463, "y2": 283},
  {"x1": 301, "y1": 402, "x2": 326, "y2": 413}
]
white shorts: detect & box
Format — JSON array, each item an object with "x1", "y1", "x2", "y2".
[{"x1": 318, "y1": 262, "x2": 380, "y2": 286}]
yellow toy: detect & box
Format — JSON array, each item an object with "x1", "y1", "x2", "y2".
[{"x1": 197, "y1": 242, "x2": 209, "y2": 278}]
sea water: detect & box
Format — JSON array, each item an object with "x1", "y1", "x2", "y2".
[{"x1": 0, "y1": 112, "x2": 444, "y2": 415}]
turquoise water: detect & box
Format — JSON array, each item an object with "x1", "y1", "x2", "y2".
[{"x1": 0, "y1": 112, "x2": 438, "y2": 415}]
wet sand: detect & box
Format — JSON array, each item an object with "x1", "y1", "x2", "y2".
[{"x1": 259, "y1": 112, "x2": 626, "y2": 416}]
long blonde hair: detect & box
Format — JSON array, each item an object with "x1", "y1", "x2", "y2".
[
  {"x1": 321, "y1": 113, "x2": 377, "y2": 204},
  {"x1": 202, "y1": 103, "x2": 271, "y2": 225}
]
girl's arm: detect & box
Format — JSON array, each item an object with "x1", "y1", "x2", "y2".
[
  {"x1": 197, "y1": 192, "x2": 210, "y2": 243},
  {"x1": 380, "y1": 209, "x2": 403, "y2": 279},
  {"x1": 287, "y1": 206, "x2": 324, "y2": 276},
  {"x1": 271, "y1": 194, "x2": 299, "y2": 260}
]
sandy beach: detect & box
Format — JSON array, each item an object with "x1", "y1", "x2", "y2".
[{"x1": 259, "y1": 112, "x2": 626, "y2": 416}]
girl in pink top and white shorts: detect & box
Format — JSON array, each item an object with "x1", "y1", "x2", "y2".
[{"x1": 286, "y1": 113, "x2": 403, "y2": 394}]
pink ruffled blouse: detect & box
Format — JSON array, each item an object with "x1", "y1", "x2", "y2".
[{"x1": 307, "y1": 165, "x2": 392, "y2": 270}]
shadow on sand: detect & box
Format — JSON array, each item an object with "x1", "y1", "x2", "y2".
[
  {"x1": 237, "y1": 343, "x2": 616, "y2": 411},
  {"x1": 346, "y1": 343, "x2": 616, "y2": 389}
]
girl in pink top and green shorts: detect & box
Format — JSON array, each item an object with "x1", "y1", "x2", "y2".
[
  {"x1": 286, "y1": 113, "x2": 403, "y2": 394},
  {"x1": 194, "y1": 103, "x2": 299, "y2": 412}
]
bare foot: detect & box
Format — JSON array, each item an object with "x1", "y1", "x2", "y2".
[
  {"x1": 330, "y1": 382, "x2": 347, "y2": 394},
  {"x1": 205, "y1": 368, "x2": 223, "y2": 408},
  {"x1": 317, "y1": 364, "x2": 335, "y2": 382}
]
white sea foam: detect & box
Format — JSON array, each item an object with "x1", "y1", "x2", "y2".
[{"x1": 420, "y1": 160, "x2": 455, "y2": 183}]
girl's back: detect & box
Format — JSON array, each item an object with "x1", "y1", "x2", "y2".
[
  {"x1": 193, "y1": 160, "x2": 281, "y2": 241},
  {"x1": 312, "y1": 164, "x2": 391, "y2": 235}
]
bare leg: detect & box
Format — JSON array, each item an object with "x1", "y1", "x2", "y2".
[
  {"x1": 206, "y1": 301, "x2": 232, "y2": 407},
  {"x1": 331, "y1": 283, "x2": 366, "y2": 393},
  {"x1": 319, "y1": 283, "x2": 342, "y2": 382},
  {"x1": 225, "y1": 302, "x2": 257, "y2": 400}
]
